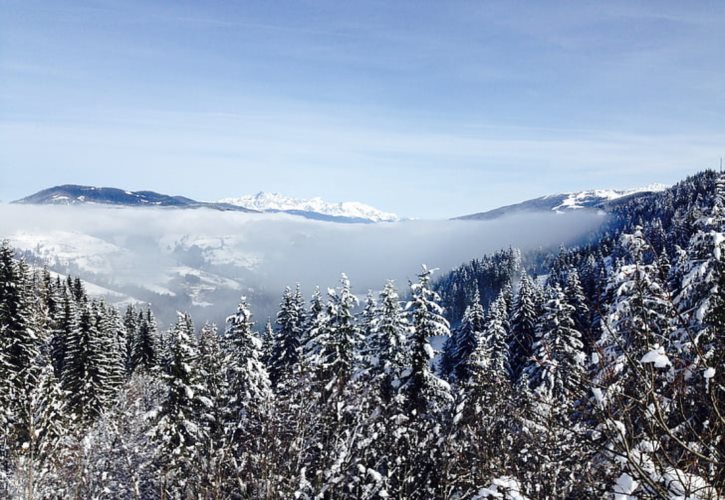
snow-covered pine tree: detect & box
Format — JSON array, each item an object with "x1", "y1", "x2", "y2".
[
  {"x1": 481, "y1": 293, "x2": 510, "y2": 380},
  {"x1": 49, "y1": 286, "x2": 76, "y2": 379},
  {"x1": 592, "y1": 228, "x2": 694, "y2": 497},
  {"x1": 149, "y1": 311, "x2": 205, "y2": 497},
  {"x1": 361, "y1": 290, "x2": 377, "y2": 343},
  {"x1": 388, "y1": 266, "x2": 454, "y2": 497},
  {"x1": 62, "y1": 299, "x2": 112, "y2": 423},
  {"x1": 197, "y1": 322, "x2": 226, "y2": 439},
  {"x1": 269, "y1": 286, "x2": 304, "y2": 388},
  {"x1": 222, "y1": 296, "x2": 272, "y2": 495},
  {"x1": 122, "y1": 305, "x2": 138, "y2": 375},
  {"x1": 451, "y1": 288, "x2": 486, "y2": 382},
  {"x1": 130, "y1": 307, "x2": 158, "y2": 374},
  {"x1": 224, "y1": 296, "x2": 272, "y2": 426},
  {"x1": 564, "y1": 268, "x2": 592, "y2": 350},
  {"x1": 508, "y1": 271, "x2": 539, "y2": 381},
  {"x1": 0, "y1": 243, "x2": 41, "y2": 443},
  {"x1": 451, "y1": 295, "x2": 514, "y2": 495},
  {"x1": 309, "y1": 274, "x2": 361, "y2": 398},
  {"x1": 97, "y1": 304, "x2": 127, "y2": 394},
  {"x1": 196, "y1": 322, "x2": 231, "y2": 497},
  {"x1": 365, "y1": 281, "x2": 408, "y2": 402},
  {"x1": 14, "y1": 363, "x2": 66, "y2": 499},
  {"x1": 402, "y1": 266, "x2": 453, "y2": 416},
  {"x1": 526, "y1": 285, "x2": 585, "y2": 404}
]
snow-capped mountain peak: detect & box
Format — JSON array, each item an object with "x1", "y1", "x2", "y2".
[{"x1": 219, "y1": 192, "x2": 399, "y2": 223}]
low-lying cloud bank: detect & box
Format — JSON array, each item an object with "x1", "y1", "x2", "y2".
[{"x1": 0, "y1": 204, "x2": 606, "y2": 324}]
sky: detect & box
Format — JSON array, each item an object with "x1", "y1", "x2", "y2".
[{"x1": 1, "y1": 0, "x2": 724, "y2": 218}]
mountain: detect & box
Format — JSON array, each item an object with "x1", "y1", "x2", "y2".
[
  {"x1": 14, "y1": 185, "x2": 399, "y2": 223},
  {"x1": 13, "y1": 184, "x2": 258, "y2": 212},
  {"x1": 219, "y1": 191, "x2": 399, "y2": 223},
  {"x1": 454, "y1": 184, "x2": 668, "y2": 221}
]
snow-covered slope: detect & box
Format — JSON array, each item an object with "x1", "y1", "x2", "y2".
[
  {"x1": 455, "y1": 184, "x2": 668, "y2": 221},
  {"x1": 219, "y1": 192, "x2": 399, "y2": 223}
]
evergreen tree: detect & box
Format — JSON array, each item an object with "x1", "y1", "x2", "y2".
[
  {"x1": 0, "y1": 243, "x2": 41, "y2": 416},
  {"x1": 150, "y1": 312, "x2": 205, "y2": 497},
  {"x1": 269, "y1": 286, "x2": 304, "y2": 387},
  {"x1": 481, "y1": 293, "x2": 510, "y2": 380},
  {"x1": 526, "y1": 285, "x2": 585, "y2": 403},
  {"x1": 402, "y1": 266, "x2": 452, "y2": 416},
  {"x1": 224, "y1": 296, "x2": 272, "y2": 421},
  {"x1": 50, "y1": 287, "x2": 75, "y2": 378},
  {"x1": 309, "y1": 274, "x2": 361, "y2": 397},
  {"x1": 365, "y1": 281, "x2": 408, "y2": 402},
  {"x1": 62, "y1": 299, "x2": 111, "y2": 423},
  {"x1": 451, "y1": 288, "x2": 486, "y2": 382},
  {"x1": 130, "y1": 307, "x2": 158, "y2": 374},
  {"x1": 122, "y1": 305, "x2": 138, "y2": 375},
  {"x1": 564, "y1": 269, "x2": 592, "y2": 351},
  {"x1": 509, "y1": 271, "x2": 539, "y2": 381}
]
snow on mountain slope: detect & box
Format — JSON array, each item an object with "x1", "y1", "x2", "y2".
[
  {"x1": 548, "y1": 183, "x2": 669, "y2": 211},
  {"x1": 456, "y1": 184, "x2": 668, "y2": 221},
  {"x1": 11, "y1": 230, "x2": 127, "y2": 275},
  {"x1": 219, "y1": 192, "x2": 399, "y2": 223}
]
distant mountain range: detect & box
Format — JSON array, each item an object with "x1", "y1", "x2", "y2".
[
  {"x1": 220, "y1": 192, "x2": 399, "y2": 223},
  {"x1": 454, "y1": 184, "x2": 668, "y2": 221},
  {"x1": 13, "y1": 183, "x2": 669, "y2": 224},
  {"x1": 13, "y1": 185, "x2": 398, "y2": 223}
]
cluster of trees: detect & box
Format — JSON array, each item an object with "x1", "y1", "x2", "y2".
[{"x1": 0, "y1": 170, "x2": 723, "y2": 498}]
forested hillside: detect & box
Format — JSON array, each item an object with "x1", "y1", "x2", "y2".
[{"x1": 0, "y1": 170, "x2": 722, "y2": 498}]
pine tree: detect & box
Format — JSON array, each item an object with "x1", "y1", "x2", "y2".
[
  {"x1": 15, "y1": 363, "x2": 67, "y2": 499},
  {"x1": 122, "y1": 305, "x2": 138, "y2": 375},
  {"x1": 223, "y1": 297, "x2": 272, "y2": 495},
  {"x1": 0, "y1": 243, "x2": 41, "y2": 413},
  {"x1": 196, "y1": 322, "x2": 230, "y2": 496},
  {"x1": 526, "y1": 285, "x2": 585, "y2": 403},
  {"x1": 509, "y1": 271, "x2": 539, "y2": 381},
  {"x1": 50, "y1": 287, "x2": 75, "y2": 378},
  {"x1": 269, "y1": 286, "x2": 304, "y2": 387},
  {"x1": 130, "y1": 307, "x2": 158, "y2": 374},
  {"x1": 452, "y1": 288, "x2": 486, "y2": 382},
  {"x1": 365, "y1": 281, "x2": 408, "y2": 402},
  {"x1": 197, "y1": 323, "x2": 226, "y2": 438},
  {"x1": 481, "y1": 293, "x2": 510, "y2": 380},
  {"x1": 62, "y1": 299, "x2": 111, "y2": 423},
  {"x1": 309, "y1": 274, "x2": 361, "y2": 397},
  {"x1": 402, "y1": 266, "x2": 452, "y2": 416},
  {"x1": 150, "y1": 312, "x2": 205, "y2": 497},
  {"x1": 451, "y1": 298, "x2": 514, "y2": 493},
  {"x1": 564, "y1": 269, "x2": 592, "y2": 351},
  {"x1": 97, "y1": 304, "x2": 127, "y2": 392}
]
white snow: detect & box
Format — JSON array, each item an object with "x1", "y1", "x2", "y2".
[
  {"x1": 640, "y1": 345, "x2": 671, "y2": 368},
  {"x1": 592, "y1": 387, "x2": 605, "y2": 405},
  {"x1": 552, "y1": 184, "x2": 669, "y2": 212},
  {"x1": 474, "y1": 477, "x2": 528, "y2": 499},
  {"x1": 219, "y1": 191, "x2": 399, "y2": 222},
  {"x1": 613, "y1": 472, "x2": 638, "y2": 499}
]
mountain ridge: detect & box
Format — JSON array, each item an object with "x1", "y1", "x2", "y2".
[
  {"x1": 13, "y1": 185, "x2": 396, "y2": 223},
  {"x1": 454, "y1": 184, "x2": 668, "y2": 221}
]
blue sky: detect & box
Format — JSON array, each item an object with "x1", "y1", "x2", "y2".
[{"x1": 1, "y1": 0, "x2": 723, "y2": 218}]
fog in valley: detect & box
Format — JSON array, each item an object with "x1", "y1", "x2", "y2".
[{"x1": 0, "y1": 204, "x2": 606, "y2": 326}]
